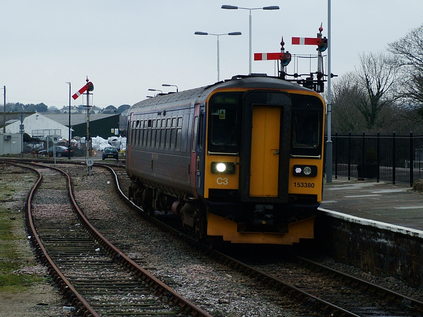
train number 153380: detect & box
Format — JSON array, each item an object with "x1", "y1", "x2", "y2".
[{"x1": 293, "y1": 182, "x2": 315, "y2": 188}]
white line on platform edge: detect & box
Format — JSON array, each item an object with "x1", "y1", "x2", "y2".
[{"x1": 318, "y1": 207, "x2": 423, "y2": 239}]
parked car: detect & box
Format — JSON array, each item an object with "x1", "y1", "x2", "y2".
[
  {"x1": 102, "y1": 147, "x2": 119, "y2": 160},
  {"x1": 38, "y1": 146, "x2": 73, "y2": 157}
]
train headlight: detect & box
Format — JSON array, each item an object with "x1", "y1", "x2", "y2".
[
  {"x1": 211, "y1": 162, "x2": 236, "y2": 174},
  {"x1": 303, "y1": 166, "x2": 312, "y2": 176},
  {"x1": 293, "y1": 165, "x2": 317, "y2": 177},
  {"x1": 216, "y1": 163, "x2": 227, "y2": 173}
]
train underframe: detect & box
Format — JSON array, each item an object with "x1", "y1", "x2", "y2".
[{"x1": 128, "y1": 177, "x2": 317, "y2": 245}]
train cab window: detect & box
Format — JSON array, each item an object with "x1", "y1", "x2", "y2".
[
  {"x1": 208, "y1": 92, "x2": 242, "y2": 154},
  {"x1": 291, "y1": 95, "x2": 323, "y2": 156}
]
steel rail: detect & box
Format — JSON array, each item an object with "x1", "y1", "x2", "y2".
[
  {"x1": 10, "y1": 159, "x2": 422, "y2": 316},
  {"x1": 103, "y1": 164, "x2": 360, "y2": 317},
  {"x1": 56, "y1": 164, "x2": 212, "y2": 317},
  {"x1": 104, "y1": 163, "x2": 423, "y2": 316},
  {"x1": 297, "y1": 256, "x2": 423, "y2": 313},
  {"x1": 10, "y1": 162, "x2": 100, "y2": 317},
  {"x1": 10, "y1": 161, "x2": 212, "y2": 317},
  {"x1": 55, "y1": 162, "x2": 212, "y2": 316}
]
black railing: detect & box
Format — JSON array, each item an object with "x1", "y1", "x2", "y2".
[{"x1": 331, "y1": 133, "x2": 423, "y2": 186}]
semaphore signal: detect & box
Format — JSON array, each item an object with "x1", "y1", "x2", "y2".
[
  {"x1": 72, "y1": 81, "x2": 94, "y2": 100},
  {"x1": 254, "y1": 24, "x2": 334, "y2": 93}
]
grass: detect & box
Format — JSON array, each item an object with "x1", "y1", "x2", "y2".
[
  {"x1": 0, "y1": 274, "x2": 43, "y2": 293},
  {"x1": 0, "y1": 176, "x2": 44, "y2": 293}
]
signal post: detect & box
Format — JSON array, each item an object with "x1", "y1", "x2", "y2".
[{"x1": 72, "y1": 78, "x2": 94, "y2": 175}]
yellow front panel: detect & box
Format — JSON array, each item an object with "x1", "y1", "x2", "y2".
[
  {"x1": 204, "y1": 155, "x2": 239, "y2": 198},
  {"x1": 288, "y1": 158, "x2": 324, "y2": 202},
  {"x1": 207, "y1": 212, "x2": 314, "y2": 245},
  {"x1": 250, "y1": 106, "x2": 281, "y2": 197}
]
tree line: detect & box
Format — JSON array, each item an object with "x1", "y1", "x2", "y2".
[
  {"x1": 3, "y1": 103, "x2": 130, "y2": 115},
  {"x1": 331, "y1": 24, "x2": 423, "y2": 134}
]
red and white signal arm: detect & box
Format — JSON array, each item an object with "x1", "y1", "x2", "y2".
[
  {"x1": 72, "y1": 81, "x2": 94, "y2": 100},
  {"x1": 254, "y1": 52, "x2": 283, "y2": 61},
  {"x1": 291, "y1": 37, "x2": 319, "y2": 46}
]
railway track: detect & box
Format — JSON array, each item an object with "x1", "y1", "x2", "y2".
[
  {"x1": 15, "y1": 161, "x2": 211, "y2": 317},
  {"x1": 5, "y1": 158, "x2": 423, "y2": 316},
  {"x1": 102, "y1": 163, "x2": 423, "y2": 317}
]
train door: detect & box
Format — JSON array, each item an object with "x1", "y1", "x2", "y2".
[
  {"x1": 190, "y1": 103, "x2": 204, "y2": 193},
  {"x1": 249, "y1": 106, "x2": 281, "y2": 197},
  {"x1": 240, "y1": 91, "x2": 291, "y2": 203}
]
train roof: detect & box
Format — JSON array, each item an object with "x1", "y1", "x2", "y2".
[{"x1": 130, "y1": 75, "x2": 312, "y2": 111}]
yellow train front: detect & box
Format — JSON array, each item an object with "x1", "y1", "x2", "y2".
[{"x1": 126, "y1": 75, "x2": 325, "y2": 245}]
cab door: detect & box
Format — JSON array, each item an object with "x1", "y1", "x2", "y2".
[
  {"x1": 249, "y1": 106, "x2": 281, "y2": 197},
  {"x1": 239, "y1": 91, "x2": 291, "y2": 203}
]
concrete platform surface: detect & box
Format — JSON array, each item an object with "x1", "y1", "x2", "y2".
[{"x1": 320, "y1": 178, "x2": 423, "y2": 232}]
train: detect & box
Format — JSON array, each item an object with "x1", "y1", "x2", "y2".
[{"x1": 126, "y1": 74, "x2": 326, "y2": 245}]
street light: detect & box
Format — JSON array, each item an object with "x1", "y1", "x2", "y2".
[
  {"x1": 194, "y1": 31, "x2": 242, "y2": 81},
  {"x1": 326, "y1": 0, "x2": 333, "y2": 183},
  {"x1": 162, "y1": 83, "x2": 179, "y2": 92},
  {"x1": 2, "y1": 85, "x2": 6, "y2": 133},
  {"x1": 222, "y1": 4, "x2": 279, "y2": 74}
]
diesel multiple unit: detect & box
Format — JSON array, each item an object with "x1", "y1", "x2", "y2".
[{"x1": 126, "y1": 75, "x2": 325, "y2": 244}]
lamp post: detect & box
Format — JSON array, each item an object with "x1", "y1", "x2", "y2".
[
  {"x1": 66, "y1": 82, "x2": 72, "y2": 160},
  {"x1": 194, "y1": 31, "x2": 241, "y2": 81},
  {"x1": 222, "y1": 5, "x2": 279, "y2": 74},
  {"x1": 162, "y1": 83, "x2": 179, "y2": 92},
  {"x1": 2, "y1": 86, "x2": 6, "y2": 133},
  {"x1": 326, "y1": 0, "x2": 333, "y2": 183}
]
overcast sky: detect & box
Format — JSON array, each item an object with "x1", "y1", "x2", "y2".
[{"x1": 1, "y1": 0, "x2": 422, "y2": 108}]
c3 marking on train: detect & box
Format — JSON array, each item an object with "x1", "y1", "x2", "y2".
[{"x1": 217, "y1": 177, "x2": 229, "y2": 185}]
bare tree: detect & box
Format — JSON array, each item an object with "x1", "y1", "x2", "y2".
[
  {"x1": 354, "y1": 53, "x2": 398, "y2": 129},
  {"x1": 389, "y1": 24, "x2": 423, "y2": 106},
  {"x1": 332, "y1": 73, "x2": 367, "y2": 133}
]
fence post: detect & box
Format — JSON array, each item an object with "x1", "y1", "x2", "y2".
[
  {"x1": 377, "y1": 132, "x2": 380, "y2": 183},
  {"x1": 392, "y1": 132, "x2": 396, "y2": 184},
  {"x1": 348, "y1": 133, "x2": 351, "y2": 180},
  {"x1": 410, "y1": 132, "x2": 414, "y2": 187},
  {"x1": 334, "y1": 133, "x2": 338, "y2": 179},
  {"x1": 360, "y1": 132, "x2": 365, "y2": 179}
]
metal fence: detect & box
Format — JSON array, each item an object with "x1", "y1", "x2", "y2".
[{"x1": 332, "y1": 133, "x2": 423, "y2": 186}]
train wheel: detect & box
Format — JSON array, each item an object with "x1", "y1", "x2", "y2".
[
  {"x1": 193, "y1": 207, "x2": 207, "y2": 240},
  {"x1": 128, "y1": 184, "x2": 135, "y2": 201},
  {"x1": 141, "y1": 188, "x2": 153, "y2": 215}
]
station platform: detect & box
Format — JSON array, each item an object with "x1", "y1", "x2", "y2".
[{"x1": 320, "y1": 177, "x2": 423, "y2": 233}]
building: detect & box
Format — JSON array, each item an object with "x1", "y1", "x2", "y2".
[
  {"x1": 5, "y1": 113, "x2": 70, "y2": 138},
  {"x1": 0, "y1": 111, "x2": 120, "y2": 141},
  {"x1": 43, "y1": 113, "x2": 120, "y2": 139},
  {"x1": 0, "y1": 133, "x2": 22, "y2": 155}
]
